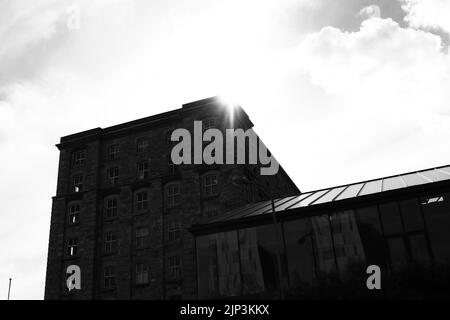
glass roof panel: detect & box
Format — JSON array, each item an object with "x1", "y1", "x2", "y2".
[
  {"x1": 382, "y1": 176, "x2": 405, "y2": 192},
  {"x1": 359, "y1": 179, "x2": 383, "y2": 196},
  {"x1": 334, "y1": 183, "x2": 364, "y2": 200},
  {"x1": 289, "y1": 189, "x2": 329, "y2": 209},
  {"x1": 274, "y1": 193, "x2": 314, "y2": 211},
  {"x1": 419, "y1": 169, "x2": 450, "y2": 182},
  {"x1": 401, "y1": 173, "x2": 430, "y2": 187},
  {"x1": 312, "y1": 186, "x2": 347, "y2": 205}
]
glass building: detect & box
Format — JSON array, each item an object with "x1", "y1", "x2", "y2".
[{"x1": 191, "y1": 165, "x2": 450, "y2": 299}]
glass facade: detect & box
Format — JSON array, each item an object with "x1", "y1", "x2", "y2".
[{"x1": 196, "y1": 192, "x2": 450, "y2": 299}]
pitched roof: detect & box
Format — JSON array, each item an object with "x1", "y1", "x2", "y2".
[{"x1": 201, "y1": 164, "x2": 450, "y2": 226}]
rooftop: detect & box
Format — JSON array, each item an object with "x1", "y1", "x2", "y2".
[
  {"x1": 57, "y1": 96, "x2": 252, "y2": 148},
  {"x1": 192, "y1": 164, "x2": 450, "y2": 233}
]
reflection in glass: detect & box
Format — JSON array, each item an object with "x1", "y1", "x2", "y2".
[
  {"x1": 196, "y1": 231, "x2": 240, "y2": 299},
  {"x1": 330, "y1": 210, "x2": 366, "y2": 270},
  {"x1": 239, "y1": 228, "x2": 265, "y2": 295},
  {"x1": 284, "y1": 215, "x2": 337, "y2": 291},
  {"x1": 196, "y1": 236, "x2": 218, "y2": 299},
  {"x1": 422, "y1": 193, "x2": 450, "y2": 263},
  {"x1": 311, "y1": 215, "x2": 337, "y2": 273},
  {"x1": 379, "y1": 203, "x2": 402, "y2": 235},
  {"x1": 284, "y1": 219, "x2": 317, "y2": 288},
  {"x1": 388, "y1": 237, "x2": 408, "y2": 269},
  {"x1": 355, "y1": 206, "x2": 388, "y2": 267},
  {"x1": 216, "y1": 232, "x2": 241, "y2": 296},
  {"x1": 408, "y1": 234, "x2": 430, "y2": 264},
  {"x1": 399, "y1": 199, "x2": 424, "y2": 232},
  {"x1": 239, "y1": 225, "x2": 284, "y2": 296}
]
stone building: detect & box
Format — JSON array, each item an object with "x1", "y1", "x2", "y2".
[{"x1": 44, "y1": 97, "x2": 300, "y2": 300}]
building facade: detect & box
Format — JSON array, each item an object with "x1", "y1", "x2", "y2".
[
  {"x1": 44, "y1": 97, "x2": 300, "y2": 300},
  {"x1": 192, "y1": 165, "x2": 450, "y2": 299}
]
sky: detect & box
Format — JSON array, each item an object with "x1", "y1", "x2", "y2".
[{"x1": 1, "y1": 0, "x2": 450, "y2": 300}]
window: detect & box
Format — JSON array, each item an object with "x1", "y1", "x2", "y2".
[
  {"x1": 103, "y1": 266, "x2": 116, "y2": 289},
  {"x1": 108, "y1": 145, "x2": 120, "y2": 160},
  {"x1": 168, "y1": 221, "x2": 182, "y2": 242},
  {"x1": 203, "y1": 118, "x2": 216, "y2": 131},
  {"x1": 135, "y1": 228, "x2": 149, "y2": 249},
  {"x1": 379, "y1": 202, "x2": 403, "y2": 235},
  {"x1": 168, "y1": 157, "x2": 176, "y2": 175},
  {"x1": 203, "y1": 173, "x2": 218, "y2": 197},
  {"x1": 136, "y1": 138, "x2": 149, "y2": 153},
  {"x1": 136, "y1": 191, "x2": 149, "y2": 211},
  {"x1": 72, "y1": 174, "x2": 83, "y2": 192},
  {"x1": 167, "y1": 183, "x2": 180, "y2": 208},
  {"x1": 399, "y1": 199, "x2": 424, "y2": 232},
  {"x1": 197, "y1": 231, "x2": 241, "y2": 299},
  {"x1": 72, "y1": 149, "x2": 86, "y2": 166},
  {"x1": 165, "y1": 131, "x2": 173, "y2": 145},
  {"x1": 105, "y1": 198, "x2": 118, "y2": 218},
  {"x1": 67, "y1": 238, "x2": 78, "y2": 256},
  {"x1": 68, "y1": 204, "x2": 80, "y2": 224},
  {"x1": 168, "y1": 256, "x2": 181, "y2": 279},
  {"x1": 205, "y1": 209, "x2": 218, "y2": 219},
  {"x1": 108, "y1": 167, "x2": 119, "y2": 185},
  {"x1": 137, "y1": 161, "x2": 149, "y2": 180},
  {"x1": 136, "y1": 263, "x2": 149, "y2": 285},
  {"x1": 104, "y1": 231, "x2": 118, "y2": 254},
  {"x1": 421, "y1": 193, "x2": 450, "y2": 263}
]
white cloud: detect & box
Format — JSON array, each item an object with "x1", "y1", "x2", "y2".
[
  {"x1": 293, "y1": 16, "x2": 450, "y2": 187},
  {"x1": 297, "y1": 17, "x2": 450, "y2": 115},
  {"x1": 359, "y1": 5, "x2": 381, "y2": 19},
  {"x1": 401, "y1": 0, "x2": 450, "y2": 34}
]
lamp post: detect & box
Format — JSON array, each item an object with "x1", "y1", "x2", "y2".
[
  {"x1": 7, "y1": 278, "x2": 11, "y2": 300},
  {"x1": 231, "y1": 175, "x2": 286, "y2": 299}
]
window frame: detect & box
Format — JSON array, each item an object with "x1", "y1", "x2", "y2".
[
  {"x1": 136, "y1": 138, "x2": 150, "y2": 154},
  {"x1": 67, "y1": 237, "x2": 79, "y2": 257},
  {"x1": 168, "y1": 221, "x2": 182, "y2": 242},
  {"x1": 108, "y1": 144, "x2": 120, "y2": 160},
  {"x1": 136, "y1": 190, "x2": 149, "y2": 212},
  {"x1": 72, "y1": 173, "x2": 84, "y2": 192},
  {"x1": 103, "y1": 266, "x2": 116, "y2": 289},
  {"x1": 168, "y1": 255, "x2": 182, "y2": 279},
  {"x1": 68, "y1": 204, "x2": 80, "y2": 225},
  {"x1": 104, "y1": 231, "x2": 118, "y2": 254},
  {"x1": 203, "y1": 118, "x2": 216, "y2": 131},
  {"x1": 108, "y1": 167, "x2": 119, "y2": 185},
  {"x1": 137, "y1": 161, "x2": 150, "y2": 180},
  {"x1": 135, "y1": 263, "x2": 149, "y2": 285},
  {"x1": 202, "y1": 173, "x2": 219, "y2": 197},
  {"x1": 166, "y1": 183, "x2": 181, "y2": 208},
  {"x1": 72, "y1": 149, "x2": 86, "y2": 167},
  {"x1": 105, "y1": 197, "x2": 118, "y2": 219},
  {"x1": 135, "y1": 228, "x2": 149, "y2": 249}
]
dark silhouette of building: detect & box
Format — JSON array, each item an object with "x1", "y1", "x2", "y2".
[
  {"x1": 192, "y1": 164, "x2": 450, "y2": 299},
  {"x1": 44, "y1": 97, "x2": 300, "y2": 300}
]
